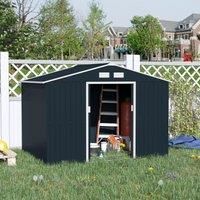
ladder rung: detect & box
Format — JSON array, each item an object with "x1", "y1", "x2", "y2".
[
  {"x1": 102, "y1": 89, "x2": 117, "y2": 92},
  {"x1": 100, "y1": 123, "x2": 118, "y2": 127},
  {"x1": 102, "y1": 100, "x2": 117, "y2": 104},
  {"x1": 100, "y1": 112, "x2": 117, "y2": 116},
  {"x1": 98, "y1": 134, "x2": 114, "y2": 139}
]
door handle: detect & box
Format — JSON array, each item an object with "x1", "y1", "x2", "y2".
[
  {"x1": 131, "y1": 105, "x2": 134, "y2": 112},
  {"x1": 87, "y1": 106, "x2": 91, "y2": 113}
]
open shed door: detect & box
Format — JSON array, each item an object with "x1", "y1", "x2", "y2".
[
  {"x1": 86, "y1": 82, "x2": 136, "y2": 161},
  {"x1": 120, "y1": 83, "x2": 136, "y2": 158},
  {"x1": 131, "y1": 83, "x2": 136, "y2": 158}
]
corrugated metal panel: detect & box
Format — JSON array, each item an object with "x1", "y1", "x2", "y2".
[
  {"x1": 47, "y1": 80, "x2": 86, "y2": 163},
  {"x1": 136, "y1": 82, "x2": 168, "y2": 156},
  {"x1": 22, "y1": 83, "x2": 47, "y2": 161}
]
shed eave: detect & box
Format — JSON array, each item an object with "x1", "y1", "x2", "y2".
[{"x1": 21, "y1": 80, "x2": 45, "y2": 84}]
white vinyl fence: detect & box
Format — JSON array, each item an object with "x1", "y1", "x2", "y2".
[
  {"x1": 1, "y1": 52, "x2": 200, "y2": 148},
  {"x1": 9, "y1": 97, "x2": 21, "y2": 148}
]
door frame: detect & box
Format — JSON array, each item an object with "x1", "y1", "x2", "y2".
[{"x1": 86, "y1": 81, "x2": 136, "y2": 162}]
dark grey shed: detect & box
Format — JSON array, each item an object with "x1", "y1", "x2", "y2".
[{"x1": 22, "y1": 63, "x2": 169, "y2": 163}]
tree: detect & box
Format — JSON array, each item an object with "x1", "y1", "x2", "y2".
[
  {"x1": 12, "y1": 23, "x2": 39, "y2": 58},
  {"x1": 13, "y1": 0, "x2": 41, "y2": 29},
  {"x1": 0, "y1": 0, "x2": 18, "y2": 55},
  {"x1": 163, "y1": 39, "x2": 175, "y2": 61},
  {"x1": 127, "y1": 15, "x2": 164, "y2": 61},
  {"x1": 38, "y1": 0, "x2": 83, "y2": 59},
  {"x1": 83, "y1": 1, "x2": 110, "y2": 59},
  {"x1": 0, "y1": 0, "x2": 40, "y2": 59},
  {"x1": 7, "y1": 0, "x2": 42, "y2": 59}
]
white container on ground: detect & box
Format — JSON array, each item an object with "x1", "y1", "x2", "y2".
[
  {"x1": 90, "y1": 143, "x2": 100, "y2": 156},
  {"x1": 101, "y1": 142, "x2": 108, "y2": 152}
]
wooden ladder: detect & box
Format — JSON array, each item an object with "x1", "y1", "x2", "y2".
[{"x1": 96, "y1": 84, "x2": 119, "y2": 143}]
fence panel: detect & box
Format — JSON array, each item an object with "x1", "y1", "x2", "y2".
[
  {"x1": 141, "y1": 62, "x2": 200, "y2": 89},
  {"x1": 9, "y1": 60, "x2": 200, "y2": 97},
  {"x1": 0, "y1": 52, "x2": 9, "y2": 144},
  {"x1": 9, "y1": 97, "x2": 21, "y2": 148},
  {"x1": 9, "y1": 60, "x2": 73, "y2": 97}
]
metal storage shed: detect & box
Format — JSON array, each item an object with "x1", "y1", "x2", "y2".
[{"x1": 22, "y1": 63, "x2": 169, "y2": 163}]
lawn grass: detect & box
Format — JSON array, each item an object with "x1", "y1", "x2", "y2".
[{"x1": 0, "y1": 148, "x2": 200, "y2": 200}]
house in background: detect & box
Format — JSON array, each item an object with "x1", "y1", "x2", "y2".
[
  {"x1": 160, "y1": 13, "x2": 200, "y2": 61},
  {"x1": 105, "y1": 14, "x2": 200, "y2": 61},
  {"x1": 104, "y1": 26, "x2": 129, "y2": 60}
]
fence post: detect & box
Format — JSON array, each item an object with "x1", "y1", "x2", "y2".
[
  {"x1": 126, "y1": 54, "x2": 140, "y2": 72},
  {"x1": 0, "y1": 52, "x2": 10, "y2": 145}
]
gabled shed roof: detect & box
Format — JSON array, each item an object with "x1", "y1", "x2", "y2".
[{"x1": 23, "y1": 63, "x2": 169, "y2": 84}]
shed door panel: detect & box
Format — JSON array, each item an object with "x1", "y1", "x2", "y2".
[
  {"x1": 47, "y1": 82, "x2": 86, "y2": 163},
  {"x1": 136, "y1": 82, "x2": 168, "y2": 157},
  {"x1": 130, "y1": 84, "x2": 134, "y2": 158},
  {"x1": 89, "y1": 85, "x2": 101, "y2": 144}
]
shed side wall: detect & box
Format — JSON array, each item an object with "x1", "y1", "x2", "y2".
[{"x1": 22, "y1": 83, "x2": 47, "y2": 161}]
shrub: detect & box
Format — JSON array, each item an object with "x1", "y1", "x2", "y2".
[{"x1": 164, "y1": 71, "x2": 200, "y2": 137}]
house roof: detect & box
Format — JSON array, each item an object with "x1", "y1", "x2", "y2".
[
  {"x1": 107, "y1": 14, "x2": 200, "y2": 36},
  {"x1": 160, "y1": 14, "x2": 200, "y2": 32},
  {"x1": 180, "y1": 13, "x2": 200, "y2": 25},
  {"x1": 113, "y1": 27, "x2": 129, "y2": 34},
  {"x1": 176, "y1": 13, "x2": 200, "y2": 31},
  {"x1": 108, "y1": 26, "x2": 129, "y2": 36},
  {"x1": 159, "y1": 20, "x2": 179, "y2": 32},
  {"x1": 23, "y1": 63, "x2": 169, "y2": 84}
]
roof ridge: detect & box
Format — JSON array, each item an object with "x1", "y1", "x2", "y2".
[
  {"x1": 179, "y1": 13, "x2": 200, "y2": 23},
  {"x1": 160, "y1": 19, "x2": 179, "y2": 23}
]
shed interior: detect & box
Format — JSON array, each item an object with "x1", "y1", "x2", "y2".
[{"x1": 89, "y1": 84, "x2": 133, "y2": 157}]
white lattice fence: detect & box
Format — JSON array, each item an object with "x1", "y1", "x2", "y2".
[
  {"x1": 141, "y1": 62, "x2": 200, "y2": 89},
  {"x1": 9, "y1": 60, "x2": 200, "y2": 97},
  {"x1": 9, "y1": 61, "x2": 72, "y2": 97},
  {"x1": 9, "y1": 60, "x2": 111, "y2": 97}
]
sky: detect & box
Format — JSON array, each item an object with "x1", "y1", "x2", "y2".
[{"x1": 67, "y1": 0, "x2": 200, "y2": 27}]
